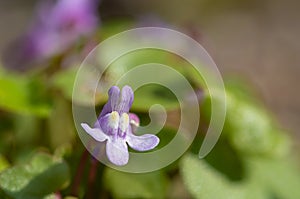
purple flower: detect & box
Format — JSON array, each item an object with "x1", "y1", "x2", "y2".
[
  {"x1": 31, "y1": 0, "x2": 99, "y2": 58},
  {"x1": 3, "y1": 0, "x2": 99, "y2": 70},
  {"x1": 81, "y1": 86, "x2": 160, "y2": 166}
]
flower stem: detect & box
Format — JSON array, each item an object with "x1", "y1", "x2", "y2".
[
  {"x1": 86, "y1": 158, "x2": 99, "y2": 199},
  {"x1": 71, "y1": 149, "x2": 89, "y2": 196}
]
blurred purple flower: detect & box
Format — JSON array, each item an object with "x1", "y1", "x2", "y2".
[
  {"x1": 4, "y1": 0, "x2": 99, "y2": 70},
  {"x1": 33, "y1": 0, "x2": 99, "y2": 57},
  {"x1": 81, "y1": 86, "x2": 160, "y2": 166}
]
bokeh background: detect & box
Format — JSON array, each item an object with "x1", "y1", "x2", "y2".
[
  {"x1": 1, "y1": 0, "x2": 299, "y2": 139},
  {"x1": 0, "y1": 0, "x2": 299, "y2": 199}
]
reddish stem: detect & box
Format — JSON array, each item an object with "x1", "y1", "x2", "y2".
[
  {"x1": 71, "y1": 149, "x2": 89, "y2": 196},
  {"x1": 86, "y1": 158, "x2": 99, "y2": 199}
]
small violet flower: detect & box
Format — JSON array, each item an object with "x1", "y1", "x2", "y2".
[
  {"x1": 31, "y1": 0, "x2": 99, "y2": 58},
  {"x1": 4, "y1": 0, "x2": 99, "y2": 70},
  {"x1": 81, "y1": 86, "x2": 160, "y2": 166}
]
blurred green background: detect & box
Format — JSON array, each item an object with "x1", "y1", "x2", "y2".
[{"x1": 0, "y1": 0, "x2": 299, "y2": 199}]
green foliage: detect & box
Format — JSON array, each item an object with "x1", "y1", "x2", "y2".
[
  {"x1": 51, "y1": 67, "x2": 78, "y2": 101},
  {"x1": 0, "y1": 17, "x2": 299, "y2": 199},
  {"x1": 0, "y1": 155, "x2": 10, "y2": 173},
  {"x1": 204, "y1": 139, "x2": 244, "y2": 181},
  {"x1": 51, "y1": 66, "x2": 107, "y2": 105},
  {"x1": 245, "y1": 157, "x2": 300, "y2": 199},
  {"x1": 181, "y1": 153, "x2": 300, "y2": 199},
  {"x1": 0, "y1": 72, "x2": 51, "y2": 116},
  {"x1": 181, "y1": 154, "x2": 245, "y2": 199},
  {"x1": 133, "y1": 84, "x2": 179, "y2": 111},
  {"x1": 201, "y1": 78, "x2": 291, "y2": 157},
  {"x1": 102, "y1": 49, "x2": 195, "y2": 111},
  {"x1": 227, "y1": 99, "x2": 286, "y2": 156},
  {"x1": 99, "y1": 20, "x2": 134, "y2": 40},
  {"x1": 47, "y1": 97, "x2": 75, "y2": 149},
  {"x1": 104, "y1": 168, "x2": 168, "y2": 199},
  {"x1": 0, "y1": 153, "x2": 70, "y2": 199}
]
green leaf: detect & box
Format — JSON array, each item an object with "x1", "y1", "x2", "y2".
[
  {"x1": 51, "y1": 66, "x2": 105, "y2": 105},
  {"x1": 104, "y1": 168, "x2": 168, "y2": 199},
  {"x1": 43, "y1": 194, "x2": 58, "y2": 199},
  {"x1": 99, "y1": 20, "x2": 134, "y2": 40},
  {"x1": 14, "y1": 115, "x2": 39, "y2": 146},
  {"x1": 0, "y1": 72, "x2": 51, "y2": 117},
  {"x1": 180, "y1": 154, "x2": 245, "y2": 199},
  {"x1": 204, "y1": 139, "x2": 244, "y2": 181},
  {"x1": 50, "y1": 67, "x2": 77, "y2": 101},
  {"x1": 100, "y1": 49, "x2": 196, "y2": 111},
  {"x1": 47, "y1": 97, "x2": 75, "y2": 149},
  {"x1": 0, "y1": 154, "x2": 10, "y2": 173},
  {"x1": 133, "y1": 84, "x2": 179, "y2": 111},
  {"x1": 0, "y1": 152, "x2": 70, "y2": 199},
  {"x1": 210, "y1": 79, "x2": 292, "y2": 157},
  {"x1": 246, "y1": 157, "x2": 300, "y2": 199}
]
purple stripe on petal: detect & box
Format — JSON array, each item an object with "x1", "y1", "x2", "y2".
[
  {"x1": 106, "y1": 138, "x2": 129, "y2": 166},
  {"x1": 117, "y1": 85, "x2": 134, "y2": 113},
  {"x1": 126, "y1": 133, "x2": 160, "y2": 151},
  {"x1": 99, "y1": 86, "x2": 120, "y2": 118},
  {"x1": 81, "y1": 123, "x2": 108, "y2": 142}
]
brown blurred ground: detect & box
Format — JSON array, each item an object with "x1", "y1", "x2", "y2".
[{"x1": 0, "y1": 0, "x2": 299, "y2": 140}]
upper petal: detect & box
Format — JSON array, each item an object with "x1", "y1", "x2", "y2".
[
  {"x1": 81, "y1": 123, "x2": 108, "y2": 142},
  {"x1": 106, "y1": 138, "x2": 129, "y2": 166},
  {"x1": 98, "y1": 86, "x2": 120, "y2": 119},
  {"x1": 117, "y1": 85, "x2": 134, "y2": 113},
  {"x1": 126, "y1": 132, "x2": 160, "y2": 151}
]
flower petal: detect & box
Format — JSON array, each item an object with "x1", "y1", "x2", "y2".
[
  {"x1": 81, "y1": 123, "x2": 108, "y2": 142},
  {"x1": 129, "y1": 113, "x2": 140, "y2": 133},
  {"x1": 129, "y1": 113, "x2": 140, "y2": 126},
  {"x1": 98, "y1": 112, "x2": 119, "y2": 136},
  {"x1": 126, "y1": 133, "x2": 160, "y2": 151},
  {"x1": 117, "y1": 85, "x2": 134, "y2": 113},
  {"x1": 106, "y1": 138, "x2": 129, "y2": 166},
  {"x1": 98, "y1": 86, "x2": 120, "y2": 119}
]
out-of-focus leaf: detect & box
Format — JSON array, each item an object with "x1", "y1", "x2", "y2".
[
  {"x1": 14, "y1": 115, "x2": 39, "y2": 145},
  {"x1": 229, "y1": 102, "x2": 276, "y2": 154},
  {"x1": 201, "y1": 78, "x2": 291, "y2": 157},
  {"x1": 51, "y1": 67, "x2": 77, "y2": 100},
  {"x1": 43, "y1": 194, "x2": 58, "y2": 199},
  {"x1": 104, "y1": 168, "x2": 168, "y2": 199},
  {"x1": 0, "y1": 72, "x2": 51, "y2": 116},
  {"x1": 204, "y1": 139, "x2": 244, "y2": 181},
  {"x1": 133, "y1": 84, "x2": 179, "y2": 111},
  {"x1": 100, "y1": 49, "x2": 197, "y2": 111},
  {"x1": 51, "y1": 66, "x2": 105, "y2": 105},
  {"x1": 48, "y1": 97, "x2": 75, "y2": 149},
  {"x1": 99, "y1": 20, "x2": 134, "y2": 40},
  {"x1": 0, "y1": 152, "x2": 70, "y2": 199},
  {"x1": 0, "y1": 154, "x2": 10, "y2": 173},
  {"x1": 226, "y1": 92, "x2": 290, "y2": 156},
  {"x1": 54, "y1": 143, "x2": 72, "y2": 158},
  {"x1": 242, "y1": 180, "x2": 269, "y2": 199},
  {"x1": 181, "y1": 154, "x2": 245, "y2": 199},
  {"x1": 246, "y1": 157, "x2": 300, "y2": 199}
]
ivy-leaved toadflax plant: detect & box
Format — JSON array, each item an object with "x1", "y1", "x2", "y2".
[{"x1": 81, "y1": 86, "x2": 160, "y2": 166}]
